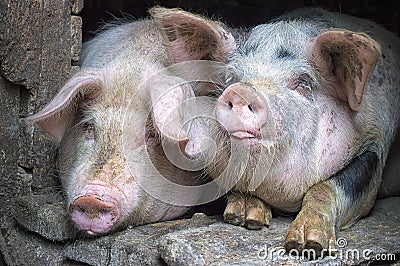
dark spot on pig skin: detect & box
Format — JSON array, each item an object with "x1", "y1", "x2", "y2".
[
  {"x1": 219, "y1": 31, "x2": 229, "y2": 41},
  {"x1": 275, "y1": 47, "x2": 295, "y2": 60},
  {"x1": 333, "y1": 151, "x2": 378, "y2": 199}
]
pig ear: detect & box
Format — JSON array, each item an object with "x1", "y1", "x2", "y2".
[
  {"x1": 150, "y1": 75, "x2": 212, "y2": 157},
  {"x1": 150, "y1": 6, "x2": 236, "y2": 62},
  {"x1": 25, "y1": 69, "x2": 104, "y2": 141},
  {"x1": 150, "y1": 76, "x2": 192, "y2": 143},
  {"x1": 311, "y1": 29, "x2": 381, "y2": 111}
]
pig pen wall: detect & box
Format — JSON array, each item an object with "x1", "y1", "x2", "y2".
[
  {"x1": 0, "y1": 0, "x2": 399, "y2": 265},
  {"x1": 0, "y1": 0, "x2": 84, "y2": 265}
]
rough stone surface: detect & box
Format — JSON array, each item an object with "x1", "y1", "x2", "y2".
[
  {"x1": 71, "y1": 16, "x2": 83, "y2": 62},
  {"x1": 0, "y1": 76, "x2": 26, "y2": 200},
  {"x1": 63, "y1": 237, "x2": 113, "y2": 266},
  {"x1": 5, "y1": 196, "x2": 398, "y2": 265},
  {"x1": 71, "y1": 0, "x2": 84, "y2": 15},
  {"x1": 0, "y1": 0, "x2": 79, "y2": 192},
  {"x1": 158, "y1": 197, "x2": 400, "y2": 266},
  {"x1": 3, "y1": 226, "x2": 66, "y2": 266},
  {"x1": 63, "y1": 213, "x2": 219, "y2": 265},
  {"x1": 0, "y1": 1, "x2": 83, "y2": 264},
  {"x1": 12, "y1": 194, "x2": 78, "y2": 241}
]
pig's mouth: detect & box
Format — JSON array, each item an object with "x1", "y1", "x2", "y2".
[
  {"x1": 231, "y1": 131, "x2": 258, "y2": 139},
  {"x1": 229, "y1": 130, "x2": 278, "y2": 151},
  {"x1": 230, "y1": 130, "x2": 261, "y2": 139}
]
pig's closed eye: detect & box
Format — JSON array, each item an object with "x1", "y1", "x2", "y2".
[
  {"x1": 83, "y1": 121, "x2": 96, "y2": 140},
  {"x1": 147, "y1": 132, "x2": 156, "y2": 139},
  {"x1": 293, "y1": 74, "x2": 314, "y2": 101},
  {"x1": 145, "y1": 129, "x2": 161, "y2": 147}
]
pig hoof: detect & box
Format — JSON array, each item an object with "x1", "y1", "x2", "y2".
[
  {"x1": 223, "y1": 194, "x2": 271, "y2": 229},
  {"x1": 245, "y1": 197, "x2": 271, "y2": 230},
  {"x1": 304, "y1": 240, "x2": 323, "y2": 258},
  {"x1": 285, "y1": 236, "x2": 324, "y2": 259},
  {"x1": 224, "y1": 196, "x2": 246, "y2": 226},
  {"x1": 245, "y1": 207, "x2": 265, "y2": 229},
  {"x1": 284, "y1": 227, "x2": 304, "y2": 252},
  {"x1": 284, "y1": 215, "x2": 333, "y2": 259}
]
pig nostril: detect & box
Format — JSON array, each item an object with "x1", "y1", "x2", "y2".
[{"x1": 228, "y1": 101, "x2": 233, "y2": 110}]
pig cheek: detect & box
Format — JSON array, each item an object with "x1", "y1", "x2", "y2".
[
  {"x1": 160, "y1": 206, "x2": 191, "y2": 221},
  {"x1": 271, "y1": 93, "x2": 317, "y2": 144},
  {"x1": 118, "y1": 168, "x2": 141, "y2": 216},
  {"x1": 259, "y1": 95, "x2": 288, "y2": 143}
]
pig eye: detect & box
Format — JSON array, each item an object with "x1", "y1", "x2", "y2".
[
  {"x1": 293, "y1": 74, "x2": 314, "y2": 101},
  {"x1": 145, "y1": 127, "x2": 161, "y2": 147},
  {"x1": 83, "y1": 121, "x2": 96, "y2": 140}
]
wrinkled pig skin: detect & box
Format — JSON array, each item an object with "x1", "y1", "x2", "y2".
[
  {"x1": 152, "y1": 7, "x2": 400, "y2": 256},
  {"x1": 25, "y1": 19, "x2": 220, "y2": 236}
]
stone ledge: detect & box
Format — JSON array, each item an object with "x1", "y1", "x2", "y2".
[{"x1": 6, "y1": 195, "x2": 400, "y2": 265}]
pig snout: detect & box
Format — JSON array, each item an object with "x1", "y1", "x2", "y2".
[
  {"x1": 216, "y1": 83, "x2": 268, "y2": 139},
  {"x1": 69, "y1": 181, "x2": 121, "y2": 236}
]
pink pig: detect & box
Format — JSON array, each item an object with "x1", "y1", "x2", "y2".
[
  {"x1": 151, "y1": 7, "x2": 400, "y2": 257},
  {"x1": 26, "y1": 17, "x2": 235, "y2": 236}
]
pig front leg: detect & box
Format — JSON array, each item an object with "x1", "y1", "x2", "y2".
[
  {"x1": 224, "y1": 193, "x2": 272, "y2": 230},
  {"x1": 284, "y1": 151, "x2": 380, "y2": 258}
]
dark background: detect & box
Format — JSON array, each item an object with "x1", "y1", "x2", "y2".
[{"x1": 81, "y1": 0, "x2": 400, "y2": 42}]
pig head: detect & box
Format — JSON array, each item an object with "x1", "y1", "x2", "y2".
[
  {"x1": 152, "y1": 7, "x2": 400, "y2": 257},
  {"x1": 25, "y1": 19, "x2": 225, "y2": 236}
]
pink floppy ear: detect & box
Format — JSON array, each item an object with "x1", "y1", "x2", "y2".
[
  {"x1": 150, "y1": 6, "x2": 237, "y2": 63},
  {"x1": 150, "y1": 73, "x2": 214, "y2": 158},
  {"x1": 150, "y1": 75, "x2": 192, "y2": 143},
  {"x1": 25, "y1": 69, "x2": 104, "y2": 141},
  {"x1": 311, "y1": 29, "x2": 381, "y2": 111}
]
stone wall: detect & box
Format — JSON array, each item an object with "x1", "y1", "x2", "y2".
[{"x1": 0, "y1": 1, "x2": 83, "y2": 264}]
